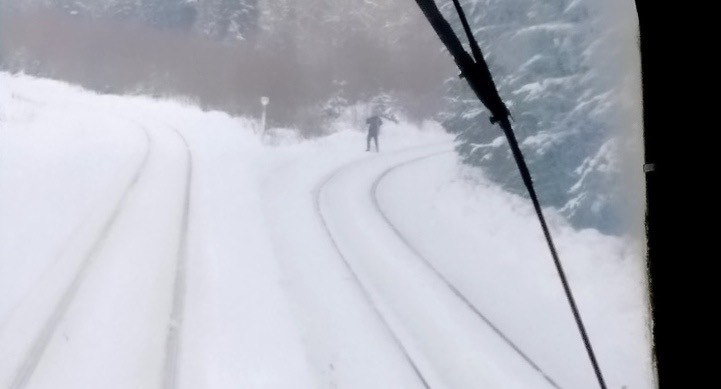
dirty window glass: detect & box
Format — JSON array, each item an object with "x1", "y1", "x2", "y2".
[{"x1": 0, "y1": 1, "x2": 653, "y2": 388}]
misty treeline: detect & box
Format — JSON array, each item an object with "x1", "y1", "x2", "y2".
[
  {"x1": 0, "y1": 0, "x2": 643, "y2": 236},
  {"x1": 0, "y1": 0, "x2": 454, "y2": 134}
]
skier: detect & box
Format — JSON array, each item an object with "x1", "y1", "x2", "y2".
[{"x1": 365, "y1": 111, "x2": 397, "y2": 152}]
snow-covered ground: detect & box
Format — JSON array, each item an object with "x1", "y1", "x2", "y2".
[{"x1": 0, "y1": 73, "x2": 655, "y2": 388}]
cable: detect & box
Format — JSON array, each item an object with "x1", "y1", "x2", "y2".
[{"x1": 411, "y1": 1, "x2": 607, "y2": 388}]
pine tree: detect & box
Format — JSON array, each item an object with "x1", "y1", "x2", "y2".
[
  {"x1": 140, "y1": 0, "x2": 197, "y2": 30},
  {"x1": 440, "y1": 0, "x2": 631, "y2": 234}
]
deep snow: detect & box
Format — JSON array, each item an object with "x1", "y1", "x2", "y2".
[{"x1": 0, "y1": 73, "x2": 654, "y2": 388}]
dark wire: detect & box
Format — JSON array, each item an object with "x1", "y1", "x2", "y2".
[{"x1": 411, "y1": 1, "x2": 608, "y2": 388}]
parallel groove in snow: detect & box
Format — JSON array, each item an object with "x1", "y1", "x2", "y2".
[
  {"x1": 314, "y1": 159, "x2": 431, "y2": 389},
  {"x1": 9, "y1": 125, "x2": 153, "y2": 389},
  {"x1": 161, "y1": 127, "x2": 193, "y2": 389},
  {"x1": 370, "y1": 151, "x2": 562, "y2": 389}
]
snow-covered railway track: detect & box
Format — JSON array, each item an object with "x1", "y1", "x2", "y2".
[
  {"x1": 1, "y1": 121, "x2": 195, "y2": 389},
  {"x1": 315, "y1": 142, "x2": 560, "y2": 388},
  {"x1": 161, "y1": 127, "x2": 193, "y2": 389},
  {"x1": 7, "y1": 123, "x2": 153, "y2": 389},
  {"x1": 313, "y1": 157, "x2": 431, "y2": 389},
  {"x1": 370, "y1": 152, "x2": 562, "y2": 389}
]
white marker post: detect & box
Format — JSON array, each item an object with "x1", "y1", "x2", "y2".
[{"x1": 260, "y1": 96, "x2": 269, "y2": 137}]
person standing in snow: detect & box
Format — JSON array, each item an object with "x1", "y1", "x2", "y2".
[{"x1": 365, "y1": 111, "x2": 397, "y2": 152}]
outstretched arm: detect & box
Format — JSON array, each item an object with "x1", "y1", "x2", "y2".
[{"x1": 380, "y1": 113, "x2": 399, "y2": 124}]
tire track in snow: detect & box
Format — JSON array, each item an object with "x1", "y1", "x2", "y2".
[
  {"x1": 313, "y1": 148, "x2": 440, "y2": 389},
  {"x1": 10, "y1": 124, "x2": 153, "y2": 389},
  {"x1": 161, "y1": 127, "x2": 193, "y2": 389},
  {"x1": 370, "y1": 152, "x2": 562, "y2": 389}
]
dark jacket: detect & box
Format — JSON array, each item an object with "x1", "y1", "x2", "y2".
[{"x1": 366, "y1": 115, "x2": 382, "y2": 135}]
